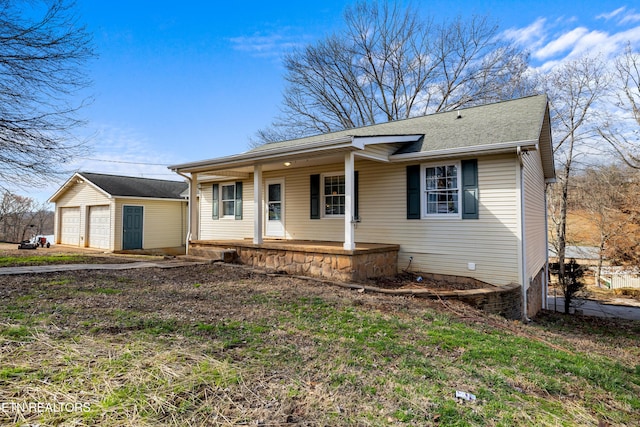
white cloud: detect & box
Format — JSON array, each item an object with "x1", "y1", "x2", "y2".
[
  {"x1": 596, "y1": 7, "x2": 626, "y2": 21},
  {"x1": 67, "y1": 124, "x2": 180, "y2": 181},
  {"x1": 228, "y1": 29, "x2": 307, "y2": 58},
  {"x1": 534, "y1": 27, "x2": 589, "y2": 60},
  {"x1": 502, "y1": 17, "x2": 547, "y2": 49},
  {"x1": 503, "y1": 5, "x2": 640, "y2": 73},
  {"x1": 619, "y1": 11, "x2": 640, "y2": 25}
]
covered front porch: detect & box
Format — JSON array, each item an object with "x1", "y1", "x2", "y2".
[{"x1": 189, "y1": 239, "x2": 400, "y2": 282}]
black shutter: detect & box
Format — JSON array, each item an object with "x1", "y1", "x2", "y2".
[
  {"x1": 406, "y1": 165, "x2": 420, "y2": 219},
  {"x1": 235, "y1": 181, "x2": 243, "y2": 220},
  {"x1": 461, "y1": 159, "x2": 479, "y2": 219},
  {"x1": 310, "y1": 174, "x2": 320, "y2": 219},
  {"x1": 212, "y1": 183, "x2": 219, "y2": 220}
]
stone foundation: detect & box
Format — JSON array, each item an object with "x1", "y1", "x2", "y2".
[
  {"x1": 189, "y1": 241, "x2": 524, "y2": 320},
  {"x1": 526, "y1": 267, "x2": 545, "y2": 318},
  {"x1": 444, "y1": 283, "x2": 522, "y2": 320},
  {"x1": 190, "y1": 241, "x2": 399, "y2": 282}
]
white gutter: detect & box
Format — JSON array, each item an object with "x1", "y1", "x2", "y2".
[
  {"x1": 543, "y1": 182, "x2": 550, "y2": 310},
  {"x1": 170, "y1": 134, "x2": 428, "y2": 174},
  {"x1": 389, "y1": 139, "x2": 539, "y2": 162},
  {"x1": 169, "y1": 136, "x2": 354, "y2": 172}
]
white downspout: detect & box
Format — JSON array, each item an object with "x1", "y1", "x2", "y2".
[
  {"x1": 543, "y1": 181, "x2": 551, "y2": 310},
  {"x1": 176, "y1": 171, "x2": 194, "y2": 254},
  {"x1": 517, "y1": 147, "x2": 530, "y2": 322}
]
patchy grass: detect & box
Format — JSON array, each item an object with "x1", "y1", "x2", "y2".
[
  {"x1": 0, "y1": 264, "x2": 638, "y2": 426},
  {"x1": 0, "y1": 254, "x2": 93, "y2": 267}
]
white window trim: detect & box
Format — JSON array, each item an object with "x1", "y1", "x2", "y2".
[
  {"x1": 421, "y1": 161, "x2": 462, "y2": 219},
  {"x1": 220, "y1": 182, "x2": 236, "y2": 219},
  {"x1": 321, "y1": 172, "x2": 345, "y2": 219}
]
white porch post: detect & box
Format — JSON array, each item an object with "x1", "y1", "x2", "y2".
[
  {"x1": 253, "y1": 164, "x2": 263, "y2": 244},
  {"x1": 344, "y1": 152, "x2": 355, "y2": 250},
  {"x1": 189, "y1": 172, "x2": 199, "y2": 242}
]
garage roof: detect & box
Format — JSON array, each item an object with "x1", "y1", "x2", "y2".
[{"x1": 49, "y1": 172, "x2": 188, "y2": 202}]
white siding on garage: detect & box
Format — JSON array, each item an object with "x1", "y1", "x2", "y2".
[
  {"x1": 59, "y1": 207, "x2": 81, "y2": 245},
  {"x1": 88, "y1": 205, "x2": 110, "y2": 249}
]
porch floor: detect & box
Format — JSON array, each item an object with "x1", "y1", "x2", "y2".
[
  {"x1": 191, "y1": 239, "x2": 399, "y2": 254},
  {"x1": 189, "y1": 239, "x2": 400, "y2": 282}
]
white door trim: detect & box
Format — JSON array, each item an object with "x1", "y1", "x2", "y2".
[{"x1": 265, "y1": 178, "x2": 285, "y2": 238}]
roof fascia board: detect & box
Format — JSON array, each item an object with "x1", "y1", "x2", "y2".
[
  {"x1": 48, "y1": 172, "x2": 81, "y2": 202},
  {"x1": 389, "y1": 140, "x2": 539, "y2": 162},
  {"x1": 115, "y1": 196, "x2": 188, "y2": 202},
  {"x1": 171, "y1": 135, "x2": 425, "y2": 174},
  {"x1": 169, "y1": 136, "x2": 355, "y2": 172},
  {"x1": 48, "y1": 172, "x2": 113, "y2": 202}
]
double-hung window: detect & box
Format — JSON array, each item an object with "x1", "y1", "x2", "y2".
[
  {"x1": 323, "y1": 173, "x2": 345, "y2": 217},
  {"x1": 212, "y1": 181, "x2": 243, "y2": 220},
  {"x1": 424, "y1": 163, "x2": 460, "y2": 216},
  {"x1": 221, "y1": 184, "x2": 236, "y2": 218}
]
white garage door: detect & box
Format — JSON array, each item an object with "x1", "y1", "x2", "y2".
[
  {"x1": 88, "y1": 205, "x2": 110, "y2": 249},
  {"x1": 60, "y1": 207, "x2": 80, "y2": 246}
]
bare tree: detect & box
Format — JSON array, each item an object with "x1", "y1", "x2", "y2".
[
  {"x1": 254, "y1": 1, "x2": 534, "y2": 143},
  {"x1": 0, "y1": 0, "x2": 94, "y2": 189},
  {"x1": 599, "y1": 44, "x2": 640, "y2": 168},
  {"x1": 542, "y1": 56, "x2": 609, "y2": 310},
  {"x1": 573, "y1": 165, "x2": 635, "y2": 284},
  {"x1": 0, "y1": 191, "x2": 37, "y2": 242}
]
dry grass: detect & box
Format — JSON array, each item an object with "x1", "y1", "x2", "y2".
[{"x1": 0, "y1": 254, "x2": 639, "y2": 425}]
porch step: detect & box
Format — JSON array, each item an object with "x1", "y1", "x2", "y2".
[{"x1": 188, "y1": 246, "x2": 237, "y2": 263}]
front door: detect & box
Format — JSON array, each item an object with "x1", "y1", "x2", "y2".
[
  {"x1": 122, "y1": 205, "x2": 143, "y2": 250},
  {"x1": 265, "y1": 179, "x2": 284, "y2": 238}
]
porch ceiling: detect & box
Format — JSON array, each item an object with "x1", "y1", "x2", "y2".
[{"x1": 194, "y1": 150, "x2": 354, "y2": 181}]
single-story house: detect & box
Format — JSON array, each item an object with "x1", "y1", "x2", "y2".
[
  {"x1": 49, "y1": 172, "x2": 188, "y2": 252},
  {"x1": 169, "y1": 95, "x2": 555, "y2": 319}
]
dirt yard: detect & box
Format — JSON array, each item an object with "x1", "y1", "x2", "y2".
[{"x1": 1, "y1": 243, "x2": 639, "y2": 425}]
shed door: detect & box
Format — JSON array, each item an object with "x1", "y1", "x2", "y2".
[
  {"x1": 88, "y1": 205, "x2": 110, "y2": 249},
  {"x1": 122, "y1": 206, "x2": 143, "y2": 250},
  {"x1": 60, "y1": 207, "x2": 80, "y2": 246}
]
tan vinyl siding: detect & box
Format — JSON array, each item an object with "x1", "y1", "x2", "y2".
[
  {"x1": 523, "y1": 150, "x2": 548, "y2": 279},
  {"x1": 271, "y1": 165, "x2": 345, "y2": 241},
  {"x1": 354, "y1": 154, "x2": 521, "y2": 285},
  {"x1": 195, "y1": 155, "x2": 522, "y2": 286},
  {"x1": 199, "y1": 181, "x2": 254, "y2": 240},
  {"x1": 114, "y1": 199, "x2": 187, "y2": 250}
]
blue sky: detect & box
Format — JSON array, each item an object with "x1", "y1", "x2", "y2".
[{"x1": 16, "y1": 1, "x2": 640, "y2": 203}]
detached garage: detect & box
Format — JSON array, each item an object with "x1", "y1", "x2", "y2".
[{"x1": 49, "y1": 172, "x2": 188, "y2": 252}]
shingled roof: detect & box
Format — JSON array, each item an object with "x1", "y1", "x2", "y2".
[
  {"x1": 170, "y1": 95, "x2": 554, "y2": 180},
  {"x1": 77, "y1": 172, "x2": 188, "y2": 199},
  {"x1": 248, "y1": 95, "x2": 549, "y2": 154}
]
